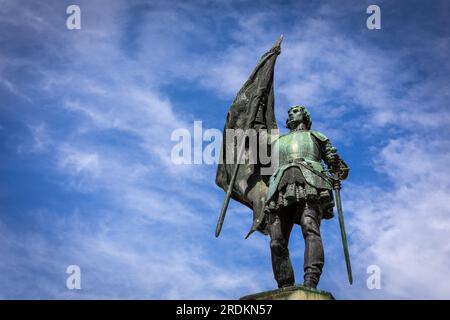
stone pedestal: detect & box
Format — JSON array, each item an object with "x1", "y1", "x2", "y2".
[{"x1": 240, "y1": 284, "x2": 335, "y2": 300}]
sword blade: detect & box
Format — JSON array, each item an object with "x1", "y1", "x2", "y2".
[{"x1": 334, "y1": 187, "x2": 353, "y2": 284}]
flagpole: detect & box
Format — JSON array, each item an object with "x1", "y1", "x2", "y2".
[{"x1": 215, "y1": 141, "x2": 246, "y2": 237}]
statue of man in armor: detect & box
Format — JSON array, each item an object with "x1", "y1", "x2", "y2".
[
  {"x1": 264, "y1": 105, "x2": 348, "y2": 289},
  {"x1": 215, "y1": 38, "x2": 352, "y2": 291}
]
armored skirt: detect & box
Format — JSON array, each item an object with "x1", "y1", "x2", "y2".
[{"x1": 265, "y1": 165, "x2": 334, "y2": 220}]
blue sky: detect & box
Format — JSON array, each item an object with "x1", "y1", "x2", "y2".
[{"x1": 1, "y1": 0, "x2": 450, "y2": 299}]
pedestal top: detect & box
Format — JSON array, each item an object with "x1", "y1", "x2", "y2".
[{"x1": 240, "y1": 284, "x2": 335, "y2": 300}]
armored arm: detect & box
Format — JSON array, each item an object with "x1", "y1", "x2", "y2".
[
  {"x1": 312, "y1": 131, "x2": 349, "y2": 180},
  {"x1": 323, "y1": 141, "x2": 349, "y2": 180}
]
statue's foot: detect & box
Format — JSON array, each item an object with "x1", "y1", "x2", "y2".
[
  {"x1": 303, "y1": 279, "x2": 318, "y2": 289},
  {"x1": 278, "y1": 282, "x2": 294, "y2": 289}
]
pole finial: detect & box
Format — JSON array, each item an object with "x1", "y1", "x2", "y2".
[{"x1": 275, "y1": 34, "x2": 283, "y2": 48}]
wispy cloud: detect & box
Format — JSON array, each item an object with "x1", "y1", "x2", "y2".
[
  {"x1": 1, "y1": 0, "x2": 449, "y2": 300},
  {"x1": 344, "y1": 137, "x2": 450, "y2": 299}
]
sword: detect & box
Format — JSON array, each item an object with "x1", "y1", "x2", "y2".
[
  {"x1": 297, "y1": 159, "x2": 353, "y2": 284},
  {"x1": 333, "y1": 177, "x2": 353, "y2": 285}
]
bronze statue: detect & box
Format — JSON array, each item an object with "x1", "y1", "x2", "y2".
[{"x1": 215, "y1": 36, "x2": 352, "y2": 290}]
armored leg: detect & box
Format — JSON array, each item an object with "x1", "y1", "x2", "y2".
[
  {"x1": 299, "y1": 201, "x2": 324, "y2": 288},
  {"x1": 268, "y1": 212, "x2": 295, "y2": 288}
]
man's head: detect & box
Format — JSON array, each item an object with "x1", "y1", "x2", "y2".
[{"x1": 285, "y1": 105, "x2": 312, "y2": 130}]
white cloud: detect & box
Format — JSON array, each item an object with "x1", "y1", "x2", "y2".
[
  {"x1": 59, "y1": 145, "x2": 100, "y2": 175},
  {"x1": 343, "y1": 137, "x2": 450, "y2": 299},
  {"x1": 1, "y1": 0, "x2": 450, "y2": 300}
]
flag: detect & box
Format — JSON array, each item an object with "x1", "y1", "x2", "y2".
[{"x1": 215, "y1": 36, "x2": 282, "y2": 237}]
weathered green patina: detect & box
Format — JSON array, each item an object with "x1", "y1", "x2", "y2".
[
  {"x1": 267, "y1": 131, "x2": 333, "y2": 200},
  {"x1": 215, "y1": 39, "x2": 352, "y2": 290}
]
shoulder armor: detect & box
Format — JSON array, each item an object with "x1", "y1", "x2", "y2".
[
  {"x1": 273, "y1": 131, "x2": 290, "y2": 142},
  {"x1": 270, "y1": 132, "x2": 283, "y2": 144},
  {"x1": 311, "y1": 131, "x2": 329, "y2": 142}
]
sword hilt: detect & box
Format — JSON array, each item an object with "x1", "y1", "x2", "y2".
[{"x1": 332, "y1": 177, "x2": 342, "y2": 190}]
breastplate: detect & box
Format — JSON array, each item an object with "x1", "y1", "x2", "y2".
[{"x1": 276, "y1": 131, "x2": 320, "y2": 166}]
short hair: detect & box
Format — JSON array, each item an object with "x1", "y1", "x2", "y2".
[{"x1": 285, "y1": 105, "x2": 312, "y2": 130}]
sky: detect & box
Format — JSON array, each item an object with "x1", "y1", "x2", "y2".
[{"x1": 0, "y1": 0, "x2": 450, "y2": 299}]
